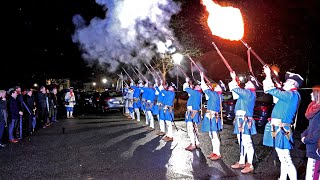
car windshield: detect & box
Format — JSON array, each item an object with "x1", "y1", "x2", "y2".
[
  {"x1": 222, "y1": 91, "x2": 234, "y2": 101},
  {"x1": 255, "y1": 90, "x2": 273, "y2": 103},
  {"x1": 102, "y1": 91, "x2": 122, "y2": 97}
]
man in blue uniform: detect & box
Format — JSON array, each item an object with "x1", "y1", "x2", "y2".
[
  {"x1": 262, "y1": 65, "x2": 303, "y2": 180},
  {"x1": 229, "y1": 71, "x2": 258, "y2": 174},
  {"x1": 183, "y1": 77, "x2": 202, "y2": 151},
  {"x1": 161, "y1": 85, "x2": 176, "y2": 142},
  {"x1": 155, "y1": 81, "x2": 166, "y2": 136},
  {"x1": 123, "y1": 84, "x2": 130, "y2": 117},
  {"x1": 142, "y1": 82, "x2": 156, "y2": 131},
  {"x1": 200, "y1": 72, "x2": 224, "y2": 160},
  {"x1": 126, "y1": 85, "x2": 135, "y2": 120},
  {"x1": 131, "y1": 80, "x2": 143, "y2": 122}
]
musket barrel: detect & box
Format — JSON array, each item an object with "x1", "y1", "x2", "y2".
[
  {"x1": 121, "y1": 67, "x2": 133, "y2": 80},
  {"x1": 186, "y1": 54, "x2": 212, "y2": 85},
  {"x1": 147, "y1": 62, "x2": 162, "y2": 80},
  {"x1": 212, "y1": 42, "x2": 234, "y2": 72},
  {"x1": 130, "y1": 67, "x2": 141, "y2": 80},
  {"x1": 240, "y1": 39, "x2": 266, "y2": 65},
  {"x1": 240, "y1": 39, "x2": 282, "y2": 85},
  {"x1": 135, "y1": 67, "x2": 148, "y2": 82},
  {"x1": 144, "y1": 63, "x2": 157, "y2": 80}
]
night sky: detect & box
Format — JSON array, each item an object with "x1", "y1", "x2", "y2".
[{"x1": 3, "y1": 0, "x2": 320, "y2": 89}]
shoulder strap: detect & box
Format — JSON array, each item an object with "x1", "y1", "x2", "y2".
[
  {"x1": 292, "y1": 92, "x2": 301, "y2": 130},
  {"x1": 220, "y1": 94, "x2": 224, "y2": 128}
]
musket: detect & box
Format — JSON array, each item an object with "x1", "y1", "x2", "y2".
[
  {"x1": 280, "y1": 126, "x2": 306, "y2": 166},
  {"x1": 144, "y1": 63, "x2": 157, "y2": 80},
  {"x1": 147, "y1": 62, "x2": 162, "y2": 81},
  {"x1": 238, "y1": 120, "x2": 244, "y2": 157},
  {"x1": 176, "y1": 64, "x2": 188, "y2": 78},
  {"x1": 271, "y1": 124, "x2": 277, "y2": 167},
  {"x1": 212, "y1": 42, "x2": 233, "y2": 72},
  {"x1": 240, "y1": 39, "x2": 265, "y2": 65},
  {"x1": 186, "y1": 54, "x2": 212, "y2": 90},
  {"x1": 135, "y1": 67, "x2": 148, "y2": 82},
  {"x1": 121, "y1": 67, "x2": 133, "y2": 81},
  {"x1": 117, "y1": 74, "x2": 129, "y2": 87},
  {"x1": 240, "y1": 39, "x2": 282, "y2": 85},
  {"x1": 169, "y1": 111, "x2": 187, "y2": 132},
  {"x1": 215, "y1": 114, "x2": 222, "y2": 145},
  {"x1": 249, "y1": 128, "x2": 259, "y2": 163},
  {"x1": 130, "y1": 67, "x2": 141, "y2": 80}
]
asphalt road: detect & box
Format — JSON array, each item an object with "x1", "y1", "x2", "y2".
[{"x1": 0, "y1": 111, "x2": 307, "y2": 179}]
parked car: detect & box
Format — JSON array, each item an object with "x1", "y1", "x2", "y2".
[
  {"x1": 200, "y1": 91, "x2": 235, "y2": 121},
  {"x1": 253, "y1": 90, "x2": 274, "y2": 127},
  {"x1": 221, "y1": 90, "x2": 274, "y2": 127},
  {"x1": 98, "y1": 90, "x2": 124, "y2": 112},
  {"x1": 221, "y1": 91, "x2": 236, "y2": 121}
]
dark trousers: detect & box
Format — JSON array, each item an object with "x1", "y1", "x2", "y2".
[
  {"x1": 51, "y1": 108, "x2": 57, "y2": 122},
  {"x1": 26, "y1": 114, "x2": 36, "y2": 132},
  {"x1": 0, "y1": 120, "x2": 5, "y2": 144},
  {"x1": 39, "y1": 107, "x2": 48, "y2": 127}
]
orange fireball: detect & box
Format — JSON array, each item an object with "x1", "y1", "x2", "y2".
[{"x1": 201, "y1": 0, "x2": 244, "y2": 41}]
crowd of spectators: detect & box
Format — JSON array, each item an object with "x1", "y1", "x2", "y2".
[{"x1": 0, "y1": 85, "x2": 67, "y2": 147}]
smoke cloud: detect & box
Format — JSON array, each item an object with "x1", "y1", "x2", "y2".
[{"x1": 72, "y1": 0, "x2": 181, "y2": 72}]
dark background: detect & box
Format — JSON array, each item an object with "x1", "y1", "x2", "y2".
[{"x1": 2, "y1": 0, "x2": 319, "y2": 89}]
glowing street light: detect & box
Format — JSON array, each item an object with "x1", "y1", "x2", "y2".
[
  {"x1": 172, "y1": 53, "x2": 183, "y2": 65},
  {"x1": 92, "y1": 82, "x2": 96, "y2": 86},
  {"x1": 172, "y1": 53, "x2": 184, "y2": 91},
  {"x1": 33, "y1": 83, "x2": 38, "y2": 87},
  {"x1": 102, "y1": 78, "x2": 107, "y2": 84}
]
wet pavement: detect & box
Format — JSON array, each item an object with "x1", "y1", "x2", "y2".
[{"x1": 0, "y1": 112, "x2": 307, "y2": 179}]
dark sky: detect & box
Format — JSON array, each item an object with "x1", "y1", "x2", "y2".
[
  {"x1": 3, "y1": 0, "x2": 105, "y2": 88},
  {"x1": 3, "y1": 0, "x2": 320, "y2": 89}
]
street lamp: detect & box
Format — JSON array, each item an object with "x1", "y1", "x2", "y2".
[
  {"x1": 172, "y1": 53, "x2": 184, "y2": 91},
  {"x1": 33, "y1": 83, "x2": 38, "y2": 88},
  {"x1": 92, "y1": 82, "x2": 96, "y2": 90},
  {"x1": 102, "y1": 78, "x2": 107, "y2": 84},
  {"x1": 102, "y1": 78, "x2": 107, "y2": 91}
]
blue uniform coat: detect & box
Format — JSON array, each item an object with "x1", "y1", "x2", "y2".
[
  {"x1": 263, "y1": 89, "x2": 300, "y2": 149},
  {"x1": 201, "y1": 90, "x2": 222, "y2": 132},
  {"x1": 232, "y1": 88, "x2": 257, "y2": 135},
  {"x1": 162, "y1": 90, "x2": 175, "y2": 121},
  {"x1": 131, "y1": 86, "x2": 142, "y2": 109},
  {"x1": 185, "y1": 88, "x2": 202, "y2": 123}
]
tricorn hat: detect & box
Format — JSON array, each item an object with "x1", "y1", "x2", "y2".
[
  {"x1": 248, "y1": 75, "x2": 259, "y2": 89},
  {"x1": 285, "y1": 72, "x2": 304, "y2": 87},
  {"x1": 218, "y1": 80, "x2": 227, "y2": 92}
]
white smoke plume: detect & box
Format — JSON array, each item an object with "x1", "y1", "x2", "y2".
[{"x1": 72, "y1": 0, "x2": 181, "y2": 72}]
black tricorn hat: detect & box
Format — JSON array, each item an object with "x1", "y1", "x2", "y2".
[
  {"x1": 218, "y1": 80, "x2": 227, "y2": 92},
  {"x1": 248, "y1": 75, "x2": 259, "y2": 89},
  {"x1": 285, "y1": 72, "x2": 304, "y2": 87}
]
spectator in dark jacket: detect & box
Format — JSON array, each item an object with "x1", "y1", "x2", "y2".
[
  {"x1": 8, "y1": 90, "x2": 23, "y2": 143},
  {"x1": 0, "y1": 90, "x2": 8, "y2": 147},
  {"x1": 49, "y1": 87, "x2": 58, "y2": 122},
  {"x1": 14, "y1": 86, "x2": 24, "y2": 139},
  {"x1": 24, "y1": 89, "x2": 36, "y2": 135},
  {"x1": 301, "y1": 85, "x2": 320, "y2": 180},
  {"x1": 37, "y1": 86, "x2": 49, "y2": 128}
]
